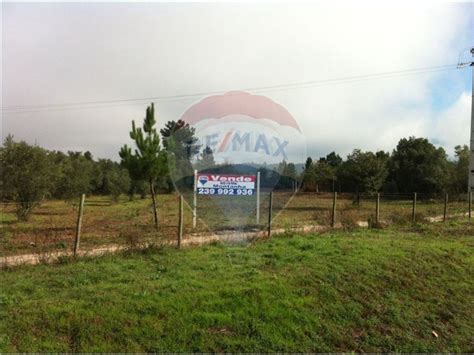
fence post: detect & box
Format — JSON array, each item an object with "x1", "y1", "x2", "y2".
[
  {"x1": 375, "y1": 193, "x2": 380, "y2": 225},
  {"x1": 412, "y1": 192, "x2": 417, "y2": 223},
  {"x1": 331, "y1": 192, "x2": 337, "y2": 227},
  {"x1": 74, "y1": 194, "x2": 85, "y2": 257},
  {"x1": 469, "y1": 191, "x2": 472, "y2": 219},
  {"x1": 192, "y1": 169, "x2": 197, "y2": 229},
  {"x1": 443, "y1": 193, "x2": 448, "y2": 222},
  {"x1": 267, "y1": 192, "x2": 273, "y2": 238},
  {"x1": 256, "y1": 171, "x2": 260, "y2": 225},
  {"x1": 178, "y1": 195, "x2": 183, "y2": 248}
]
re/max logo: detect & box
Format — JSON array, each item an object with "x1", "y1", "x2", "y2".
[{"x1": 202, "y1": 130, "x2": 289, "y2": 160}]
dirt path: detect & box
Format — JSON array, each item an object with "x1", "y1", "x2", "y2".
[
  {"x1": 0, "y1": 224, "x2": 328, "y2": 267},
  {"x1": 1, "y1": 212, "x2": 470, "y2": 268}
]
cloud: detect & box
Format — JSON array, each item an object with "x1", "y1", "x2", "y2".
[
  {"x1": 431, "y1": 91, "x2": 471, "y2": 155},
  {"x1": 1, "y1": 2, "x2": 471, "y2": 161}
]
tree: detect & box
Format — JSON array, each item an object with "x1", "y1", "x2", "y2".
[
  {"x1": 196, "y1": 146, "x2": 216, "y2": 171},
  {"x1": 84, "y1": 151, "x2": 93, "y2": 161},
  {"x1": 0, "y1": 136, "x2": 57, "y2": 220},
  {"x1": 119, "y1": 103, "x2": 166, "y2": 227},
  {"x1": 314, "y1": 160, "x2": 336, "y2": 192},
  {"x1": 276, "y1": 161, "x2": 297, "y2": 189},
  {"x1": 338, "y1": 149, "x2": 388, "y2": 193},
  {"x1": 119, "y1": 149, "x2": 147, "y2": 200},
  {"x1": 93, "y1": 159, "x2": 131, "y2": 201},
  {"x1": 55, "y1": 151, "x2": 94, "y2": 200},
  {"x1": 389, "y1": 137, "x2": 449, "y2": 193},
  {"x1": 160, "y1": 120, "x2": 200, "y2": 160},
  {"x1": 302, "y1": 157, "x2": 314, "y2": 190},
  {"x1": 160, "y1": 119, "x2": 200, "y2": 190},
  {"x1": 325, "y1": 151, "x2": 342, "y2": 168},
  {"x1": 285, "y1": 163, "x2": 297, "y2": 179},
  {"x1": 450, "y1": 145, "x2": 469, "y2": 195}
]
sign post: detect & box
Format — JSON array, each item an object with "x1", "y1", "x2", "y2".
[
  {"x1": 193, "y1": 169, "x2": 197, "y2": 229},
  {"x1": 256, "y1": 171, "x2": 261, "y2": 225}
]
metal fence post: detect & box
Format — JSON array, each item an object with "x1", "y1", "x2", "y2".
[
  {"x1": 267, "y1": 192, "x2": 273, "y2": 238},
  {"x1": 74, "y1": 194, "x2": 85, "y2": 257},
  {"x1": 331, "y1": 192, "x2": 337, "y2": 227}
]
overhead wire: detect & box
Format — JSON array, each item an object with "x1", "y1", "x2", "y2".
[{"x1": 1, "y1": 63, "x2": 460, "y2": 115}]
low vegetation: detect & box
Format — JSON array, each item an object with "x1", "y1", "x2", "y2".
[
  {"x1": 0, "y1": 221, "x2": 472, "y2": 352},
  {"x1": 1, "y1": 192, "x2": 470, "y2": 257}
]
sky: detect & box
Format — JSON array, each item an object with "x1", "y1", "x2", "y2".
[{"x1": 1, "y1": 1, "x2": 473, "y2": 162}]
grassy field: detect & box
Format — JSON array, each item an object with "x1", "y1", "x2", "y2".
[
  {"x1": 0, "y1": 192, "x2": 470, "y2": 256},
  {"x1": 0, "y1": 220, "x2": 472, "y2": 352}
]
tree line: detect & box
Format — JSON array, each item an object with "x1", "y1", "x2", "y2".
[
  {"x1": 0, "y1": 102, "x2": 469, "y2": 222},
  {"x1": 301, "y1": 138, "x2": 469, "y2": 195},
  {"x1": 0, "y1": 135, "x2": 133, "y2": 220},
  {"x1": 0, "y1": 104, "x2": 204, "y2": 221}
]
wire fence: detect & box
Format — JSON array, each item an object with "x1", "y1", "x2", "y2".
[{"x1": 0, "y1": 190, "x2": 472, "y2": 258}]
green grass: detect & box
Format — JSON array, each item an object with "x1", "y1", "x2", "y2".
[{"x1": 1, "y1": 221, "x2": 473, "y2": 352}]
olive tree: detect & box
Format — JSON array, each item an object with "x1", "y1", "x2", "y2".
[{"x1": 0, "y1": 136, "x2": 57, "y2": 220}]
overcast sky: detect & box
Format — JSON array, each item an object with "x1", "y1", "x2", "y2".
[{"x1": 1, "y1": 1, "x2": 473, "y2": 161}]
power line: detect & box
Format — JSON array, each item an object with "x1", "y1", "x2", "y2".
[{"x1": 1, "y1": 64, "x2": 459, "y2": 114}]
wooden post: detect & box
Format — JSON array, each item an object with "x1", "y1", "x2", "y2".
[
  {"x1": 149, "y1": 179, "x2": 159, "y2": 228},
  {"x1": 74, "y1": 194, "x2": 85, "y2": 257},
  {"x1": 375, "y1": 193, "x2": 380, "y2": 225},
  {"x1": 267, "y1": 192, "x2": 273, "y2": 238},
  {"x1": 469, "y1": 191, "x2": 472, "y2": 219},
  {"x1": 178, "y1": 195, "x2": 183, "y2": 248},
  {"x1": 443, "y1": 193, "x2": 448, "y2": 222},
  {"x1": 331, "y1": 192, "x2": 337, "y2": 227},
  {"x1": 412, "y1": 192, "x2": 417, "y2": 223}
]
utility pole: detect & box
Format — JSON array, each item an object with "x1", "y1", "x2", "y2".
[
  {"x1": 459, "y1": 48, "x2": 474, "y2": 192},
  {"x1": 470, "y1": 48, "x2": 474, "y2": 193}
]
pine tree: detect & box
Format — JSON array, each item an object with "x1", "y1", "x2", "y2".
[
  {"x1": 160, "y1": 119, "x2": 200, "y2": 187},
  {"x1": 119, "y1": 103, "x2": 165, "y2": 227},
  {"x1": 196, "y1": 146, "x2": 216, "y2": 170}
]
